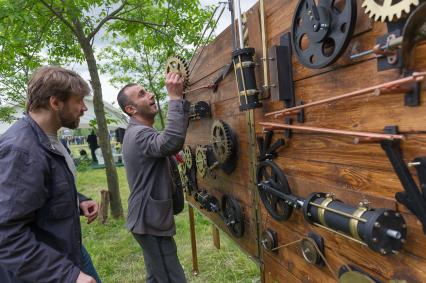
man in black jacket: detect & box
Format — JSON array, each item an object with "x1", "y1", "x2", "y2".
[{"x1": 0, "y1": 66, "x2": 100, "y2": 283}]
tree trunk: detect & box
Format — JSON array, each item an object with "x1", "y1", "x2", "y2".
[
  {"x1": 80, "y1": 39, "x2": 123, "y2": 219},
  {"x1": 153, "y1": 89, "x2": 165, "y2": 130}
]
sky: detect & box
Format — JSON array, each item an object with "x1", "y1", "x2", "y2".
[{"x1": 71, "y1": 0, "x2": 257, "y2": 107}]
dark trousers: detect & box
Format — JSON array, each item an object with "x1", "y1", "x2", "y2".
[
  {"x1": 90, "y1": 147, "x2": 97, "y2": 163},
  {"x1": 81, "y1": 245, "x2": 102, "y2": 283},
  {"x1": 132, "y1": 234, "x2": 187, "y2": 283}
]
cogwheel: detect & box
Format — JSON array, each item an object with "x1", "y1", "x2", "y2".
[
  {"x1": 195, "y1": 145, "x2": 208, "y2": 178},
  {"x1": 211, "y1": 120, "x2": 233, "y2": 164},
  {"x1": 183, "y1": 145, "x2": 195, "y2": 170},
  {"x1": 165, "y1": 56, "x2": 190, "y2": 88},
  {"x1": 362, "y1": 0, "x2": 419, "y2": 22},
  {"x1": 177, "y1": 163, "x2": 189, "y2": 190}
]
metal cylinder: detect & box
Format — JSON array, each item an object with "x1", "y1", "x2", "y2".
[
  {"x1": 232, "y1": 47, "x2": 262, "y2": 111},
  {"x1": 303, "y1": 192, "x2": 407, "y2": 254}
]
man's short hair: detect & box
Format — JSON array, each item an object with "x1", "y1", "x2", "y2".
[
  {"x1": 26, "y1": 66, "x2": 91, "y2": 112},
  {"x1": 117, "y1": 83, "x2": 138, "y2": 116}
]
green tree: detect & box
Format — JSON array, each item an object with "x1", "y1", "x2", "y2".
[{"x1": 0, "y1": 0, "x2": 212, "y2": 218}]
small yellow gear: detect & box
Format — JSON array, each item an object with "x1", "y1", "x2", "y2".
[
  {"x1": 362, "y1": 0, "x2": 419, "y2": 22},
  {"x1": 165, "y1": 56, "x2": 190, "y2": 88},
  {"x1": 211, "y1": 120, "x2": 233, "y2": 164},
  {"x1": 195, "y1": 145, "x2": 208, "y2": 178},
  {"x1": 183, "y1": 145, "x2": 195, "y2": 170}
]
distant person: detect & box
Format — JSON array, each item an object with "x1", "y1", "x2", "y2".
[
  {"x1": 117, "y1": 72, "x2": 189, "y2": 282},
  {"x1": 0, "y1": 66, "x2": 100, "y2": 283},
  {"x1": 87, "y1": 130, "x2": 99, "y2": 163}
]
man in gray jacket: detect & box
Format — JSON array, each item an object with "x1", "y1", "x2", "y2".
[{"x1": 117, "y1": 72, "x2": 189, "y2": 283}]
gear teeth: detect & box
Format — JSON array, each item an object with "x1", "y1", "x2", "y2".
[{"x1": 362, "y1": 0, "x2": 419, "y2": 22}]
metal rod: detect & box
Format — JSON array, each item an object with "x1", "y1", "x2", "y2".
[
  {"x1": 235, "y1": 0, "x2": 244, "y2": 49},
  {"x1": 229, "y1": 0, "x2": 237, "y2": 50},
  {"x1": 313, "y1": 223, "x2": 368, "y2": 246},
  {"x1": 309, "y1": 202, "x2": 368, "y2": 223},
  {"x1": 260, "y1": 0, "x2": 269, "y2": 91},
  {"x1": 183, "y1": 84, "x2": 215, "y2": 94},
  {"x1": 188, "y1": 3, "x2": 226, "y2": 76},
  {"x1": 265, "y1": 72, "x2": 426, "y2": 118},
  {"x1": 259, "y1": 122, "x2": 405, "y2": 141},
  {"x1": 386, "y1": 229, "x2": 402, "y2": 239}
]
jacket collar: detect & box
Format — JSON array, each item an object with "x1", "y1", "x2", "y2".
[
  {"x1": 129, "y1": 117, "x2": 152, "y2": 128},
  {"x1": 22, "y1": 113, "x2": 60, "y2": 154}
]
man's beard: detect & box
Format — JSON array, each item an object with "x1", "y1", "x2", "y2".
[
  {"x1": 135, "y1": 104, "x2": 157, "y2": 120},
  {"x1": 59, "y1": 110, "x2": 80, "y2": 129}
]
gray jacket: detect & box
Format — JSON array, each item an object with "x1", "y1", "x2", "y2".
[{"x1": 123, "y1": 99, "x2": 190, "y2": 236}]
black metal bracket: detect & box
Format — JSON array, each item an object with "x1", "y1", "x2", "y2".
[
  {"x1": 296, "y1": 100, "x2": 305, "y2": 123},
  {"x1": 257, "y1": 131, "x2": 285, "y2": 162},
  {"x1": 268, "y1": 32, "x2": 295, "y2": 108},
  {"x1": 404, "y1": 74, "x2": 421, "y2": 106},
  {"x1": 284, "y1": 117, "x2": 292, "y2": 139},
  {"x1": 381, "y1": 125, "x2": 426, "y2": 233},
  {"x1": 376, "y1": 29, "x2": 403, "y2": 72}
]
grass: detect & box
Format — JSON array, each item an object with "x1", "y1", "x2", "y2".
[{"x1": 76, "y1": 165, "x2": 260, "y2": 283}]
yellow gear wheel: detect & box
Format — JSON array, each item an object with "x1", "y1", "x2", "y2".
[
  {"x1": 183, "y1": 145, "x2": 195, "y2": 170},
  {"x1": 195, "y1": 145, "x2": 208, "y2": 178},
  {"x1": 362, "y1": 0, "x2": 419, "y2": 22},
  {"x1": 211, "y1": 120, "x2": 233, "y2": 164},
  {"x1": 165, "y1": 56, "x2": 190, "y2": 88}
]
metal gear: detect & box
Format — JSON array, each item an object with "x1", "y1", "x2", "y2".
[
  {"x1": 211, "y1": 120, "x2": 233, "y2": 164},
  {"x1": 165, "y1": 56, "x2": 190, "y2": 88},
  {"x1": 362, "y1": 0, "x2": 419, "y2": 22},
  {"x1": 183, "y1": 145, "x2": 195, "y2": 170},
  {"x1": 177, "y1": 162, "x2": 189, "y2": 190},
  {"x1": 195, "y1": 145, "x2": 209, "y2": 178}
]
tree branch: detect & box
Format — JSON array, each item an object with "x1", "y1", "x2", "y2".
[
  {"x1": 38, "y1": 0, "x2": 77, "y2": 35},
  {"x1": 87, "y1": 1, "x2": 128, "y2": 41},
  {"x1": 111, "y1": 16, "x2": 166, "y2": 28}
]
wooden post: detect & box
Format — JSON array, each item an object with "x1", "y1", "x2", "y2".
[
  {"x1": 188, "y1": 205, "x2": 199, "y2": 275},
  {"x1": 212, "y1": 225, "x2": 220, "y2": 249},
  {"x1": 98, "y1": 190, "x2": 110, "y2": 224}
]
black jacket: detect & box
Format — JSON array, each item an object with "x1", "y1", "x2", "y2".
[{"x1": 0, "y1": 115, "x2": 88, "y2": 282}]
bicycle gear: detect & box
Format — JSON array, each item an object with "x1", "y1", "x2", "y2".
[
  {"x1": 362, "y1": 0, "x2": 419, "y2": 22},
  {"x1": 211, "y1": 120, "x2": 233, "y2": 164},
  {"x1": 183, "y1": 145, "x2": 195, "y2": 170},
  {"x1": 165, "y1": 56, "x2": 190, "y2": 88},
  {"x1": 195, "y1": 145, "x2": 209, "y2": 178}
]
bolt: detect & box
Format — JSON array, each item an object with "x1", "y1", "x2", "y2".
[
  {"x1": 384, "y1": 211, "x2": 389, "y2": 216},
  {"x1": 392, "y1": 250, "x2": 399, "y2": 255},
  {"x1": 380, "y1": 248, "x2": 387, "y2": 255},
  {"x1": 395, "y1": 212, "x2": 400, "y2": 217},
  {"x1": 408, "y1": 161, "x2": 421, "y2": 167},
  {"x1": 372, "y1": 238, "x2": 378, "y2": 243},
  {"x1": 402, "y1": 224, "x2": 407, "y2": 229},
  {"x1": 401, "y1": 238, "x2": 406, "y2": 243},
  {"x1": 374, "y1": 222, "x2": 381, "y2": 228}
]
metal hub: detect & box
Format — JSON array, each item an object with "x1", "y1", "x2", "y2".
[
  {"x1": 300, "y1": 237, "x2": 320, "y2": 265},
  {"x1": 260, "y1": 229, "x2": 277, "y2": 251}
]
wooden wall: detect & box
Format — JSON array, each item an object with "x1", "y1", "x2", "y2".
[{"x1": 184, "y1": 0, "x2": 426, "y2": 281}]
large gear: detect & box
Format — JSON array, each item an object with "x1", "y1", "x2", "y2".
[
  {"x1": 211, "y1": 120, "x2": 233, "y2": 164},
  {"x1": 177, "y1": 162, "x2": 189, "y2": 191},
  {"x1": 362, "y1": 0, "x2": 419, "y2": 22},
  {"x1": 165, "y1": 56, "x2": 190, "y2": 88},
  {"x1": 195, "y1": 145, "x2": 209, "y2": 178},
  {"x1": 183, "y1": 145, "x2": 195, "y2": 170}
]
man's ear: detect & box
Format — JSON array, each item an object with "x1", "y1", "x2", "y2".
[
  {"x1": 49, "y1": 96, "x2": 61, "y2": 111},
  {"x1": 125, "y1": 105, "x2": 136, "y2": 116}
]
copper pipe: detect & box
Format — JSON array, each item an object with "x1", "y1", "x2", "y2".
[
  {"x1": 183, "y1": 84, "x2": 215, "y2": 95},
  {"x1": 265, "y1": 72, "x2": 426, "y2": 118},
  {"x1": 259, "y1": 122, "x2": 405, "y2": 140}
]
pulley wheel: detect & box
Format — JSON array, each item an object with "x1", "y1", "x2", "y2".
[
  {"x1": 222, "y1": 195, "x2": 245, "y2": 238},
  {"x1": 291, "y1": 0, "x2": 357, "y2": 68},
  {"x1": 256, "y1": 160, "x2": 293, "y2": 221}
]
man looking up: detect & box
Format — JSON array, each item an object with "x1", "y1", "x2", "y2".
[
  {"x1": 0, "y1": 66, "x2": 100, "y2": 283},
  {"x1": 117, "y1": 72, "x2": 189, "y2": 283}
]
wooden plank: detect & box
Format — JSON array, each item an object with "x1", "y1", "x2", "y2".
[{"x1": 212, "y1": 225, "x2": 220, "y2": 249}]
